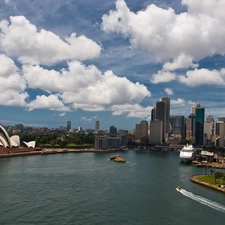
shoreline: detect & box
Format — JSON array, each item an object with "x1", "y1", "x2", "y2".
[
  {"x1": 192, "y1": 160, "x2": 225, "y2": 169},
  {"x1": 0, "y1": 147, "x2": 124, "y2": 158},
  {"x1": 191, "y1": 175, "x2": 225, "y2": 193}
]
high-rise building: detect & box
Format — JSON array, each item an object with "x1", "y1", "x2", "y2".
[
  {"x1": 140, "y1": 120, "x2": 149, "y2": 143},
  {"x1": 204, "y1": 122, "x2": 212, "y2": 145},
  {"x1": 195, "y1": 107, "x2": 205, "y2": 145},
  {"x1": 95, "y1": 120, "x2": 100, "y2": 131},
  {"x1": 67, "y1": 121, "x2": 71, "y2": 131},
  {"x1": 118, "y1": 129, "x2": 129, "y2": 146},
  {"x1": 170, "y1": 116, "x2": 185, "y2": 139},
  {"x1": 151, "y1": 108, "x2": 155, "y2": 121},
  {"x1": 191, "y1": 103, "x2": 201, "y2": 115},
  {"x1": 110, "y1": 125, "x2": 117, "y2": 135},
  {"x1": 186, "y1": 113, "x2": 196, "y2": 144},
  {"x1": 155, "y1": 100, "x2": 166, "y2": 141},
  {"x1": 214, "y1": 120, "x2": 225, "y2": 147},
  {"x1": 135, "y1": 123, "x2": 141, "y2": 143},
  {"x1": 204, "y1": 115, "x2": 215, "y2": 145},
  {"x1": 161, "y1": 96, "x2": 170, "y2": 136},
  {"x1": 215, "y1": 121, "x2": 223, "y2": 136},
  {"x1": 149, "y1": 120, "x2": 163, "y2": 145}
]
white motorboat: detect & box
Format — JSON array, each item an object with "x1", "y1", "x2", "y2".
[
  {"x1": 176, "y1": 186, "x2": 182, "y2": 192},
  {"x1": 179, "y1": 144, "x2": 196, "y2": 162}
]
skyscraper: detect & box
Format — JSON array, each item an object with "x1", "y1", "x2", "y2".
[
  {"x1": 186, "y1": 113, "x2": 196, "y2": 144},
  {"x1": 151, "y1": 107, "x2": 155, "y2": 121},
  {"x1": 170, "y1": 116, "x2": 185, "y2": 139},
  {"x1": 140, "y1": 120, "x2": 149, "y2": 143},
  {"x1": 216, "y1": 122, "x2": 225, "y2": 147},
  {"x1": 161, "y1": 96, "x2": 170, "y2": 137},
  {"x1": 135, "y1": 123, "x2": 141, "y2": 143},
  {"x1": 95, "y1": 120, "x2": 100, "y2": 131},
  {"x1": 67, "y1": 121, "x2": 71, "y2": 131},
  {"x1": 196, "y1": 107, "x2": 205, "y2": 145},
  {"x1": 192, "y1": 103, "x2": 201, "y2": 115},
  {"x1": 149, "y1": 120, "x2": 163, "y2": 145},
  {"x1": 155, "y1": 100, "x2": 166, "y2": 141},
  {"x1": 204, "y1": 115, "x2": 214, "y2": 145}
]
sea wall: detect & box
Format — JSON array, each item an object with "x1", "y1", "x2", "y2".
[
  {"x1": 191, "y1": 175, "x2": 225, "y2": 193},
  {"x1": 0, "y1": 147, "x2": 124, "y2": 158}
]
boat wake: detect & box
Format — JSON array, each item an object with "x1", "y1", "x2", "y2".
[{"x1": 179, "y1": 189, "x2": 225, "y2": 213}]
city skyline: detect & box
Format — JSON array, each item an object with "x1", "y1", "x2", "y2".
[{"x1": 1, "y1": 0, "x2": 225, "y2": 130}]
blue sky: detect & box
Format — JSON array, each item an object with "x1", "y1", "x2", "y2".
[{"x1": 0, "y1": 0, "x2": 225, "y2": 130}]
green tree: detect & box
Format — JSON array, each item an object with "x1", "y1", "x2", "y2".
[
  {"x1": 40, "y1": 136, "x2": 48, "y2": 144},
  {"x1": 214, "y1": 172, "x2": 225, "y2": 183},
  {"x1": 210, "y1": 169, "x2": 214, "y2": 176}
]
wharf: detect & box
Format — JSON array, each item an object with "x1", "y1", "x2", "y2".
[{"x1": 193, "y1": 161, "x2": 225, "y2": 169}]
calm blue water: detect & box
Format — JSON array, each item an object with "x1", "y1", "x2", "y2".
[{"x1": 0, "y1": 150, "x2": 224, "y2": 225}]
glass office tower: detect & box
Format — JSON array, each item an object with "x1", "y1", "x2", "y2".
[{"x1": 195, "y1": 107, "x2": 205, "y2": 145}]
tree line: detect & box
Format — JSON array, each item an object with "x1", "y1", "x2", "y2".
[{"x1": 11, "y1": 131, "x2": 95, "y2": 148}]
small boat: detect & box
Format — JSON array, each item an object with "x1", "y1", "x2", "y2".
[
  {"x1": 110, "y1": 154, "x2": 119, "y2": 160},
  {"x1": 176, "y1": 186, "x2": 182, "y2": 192},
  {"x1": 114, "y1": 156, "x2": 126, "y2": 163}
]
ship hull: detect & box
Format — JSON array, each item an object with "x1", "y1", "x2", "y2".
[{"x1": 179, "y1": 144, "x2": 196, "y2": 162}]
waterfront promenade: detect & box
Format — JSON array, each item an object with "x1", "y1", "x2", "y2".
[
  {"x1": 0, "y1": 147, "x2": 119, "y2": 158},
  {"x1": 192, "y1": 160, "x2": 225, "y2": 169}
]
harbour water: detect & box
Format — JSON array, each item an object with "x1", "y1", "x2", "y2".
[{"x1": 0, "y1": 150, "x2": 224, "y2": 225}]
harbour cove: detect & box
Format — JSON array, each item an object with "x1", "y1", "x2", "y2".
[{"x1": 0, "y1": 150, "x2": 224, "y2": 225}]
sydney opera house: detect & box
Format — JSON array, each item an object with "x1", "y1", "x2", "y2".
[{"x1": 0, "y1": 125, "x2": 35, "y2": 148}]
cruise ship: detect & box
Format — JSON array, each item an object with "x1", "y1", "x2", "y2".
[{"x1": 179, "y1": 144, "x2": 196, "y2": 162}]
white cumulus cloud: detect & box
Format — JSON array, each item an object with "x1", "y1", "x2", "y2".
[
  {"x1": 23, "y1": 61, "x2": 151, "y2": 114},
  {"x1": 102, "y1": 0, "x2": 225, "y2": 62},
  {"x1": 163, "y1": 53, "x2": 198, "y2": 71},
  {"x1": 178, "y1": 68, "x2": 225, "y2": 87},
  {"x1": 151, "y1": 70, "x2": 176, "y2": 84},
  {"x1": 111, "y1": 104, "x2": 153, "y2": 118},
  {"x1": 171, "y1": 98, "x2": 185, "y2": 106},
  {"x1": 164, "y1": 88, "x2": 174, "y2": 95},
  {"x1": 0, "y1": 54, "x2": 28, "y2": 106},
  {"x1": 0, "y1": 16, "x2": 101, "y2": 65},
  {"x1": 26, "y1": 94, "x2": 70, "y2": 111}
]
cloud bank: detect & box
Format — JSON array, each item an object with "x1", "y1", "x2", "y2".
[
  {"x1": 102, "y1": 0, "x2": 225, "y2": 61},
  {"x1": 0, "y1": 15, "x2": 152, "y2": 118},
  {"x1": 102, "y1": 0, "x2": 225, "y2": 87}
]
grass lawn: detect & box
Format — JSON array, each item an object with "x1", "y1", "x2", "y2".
[
  {"x1": 197, "y1": 175, "x2": 225, "y2": 186},
  {"x1": 66, "y1": 143, "x2": 92, "y2": 147}
]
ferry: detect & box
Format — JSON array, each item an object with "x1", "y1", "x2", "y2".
[
  {"x1": 114, "y1": 156, "x2": 126, "y2": 163},
  {"x1": 110, "y1": 154, "x2": 120, "y2": 160}
]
